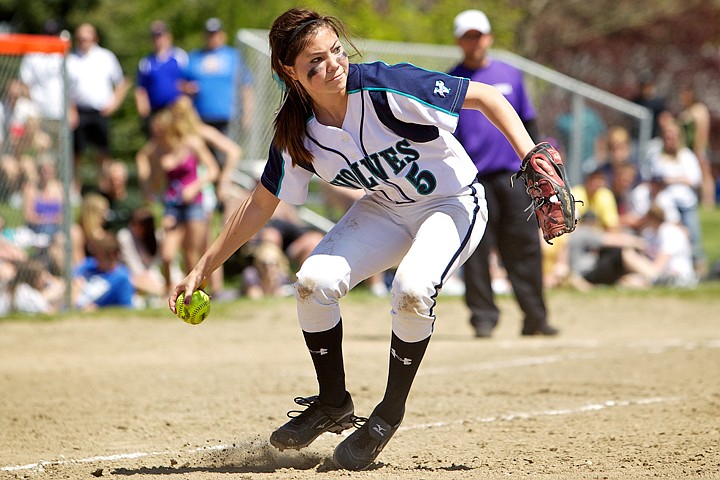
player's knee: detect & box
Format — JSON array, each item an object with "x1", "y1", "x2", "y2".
[
  {"x1": 389, "y1": 273, "x2": 437, "y2": 341},
  {"x1": 390, "y1": 271, "x2": 435, "y2": 316},
  {"x1": 295, "y1": 254, "x2": 351, "y2": 304}
]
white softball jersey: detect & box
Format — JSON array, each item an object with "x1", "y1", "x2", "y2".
[{"x1": 260, "y1": 62, "x2": 479, "y2": 205}]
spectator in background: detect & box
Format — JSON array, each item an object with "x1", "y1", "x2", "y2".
[
  {"x1": 678, "y1": 83, "x2": 715, "y2": 208},
  {"x1": 181, "y1": 17, "x2": 254, "y2": 137},
  {"x1": 134, "y1": 20, "x2": 188, "y2": 137},
  {"x1": 19, "y1": 19, "x2": 66, "y2": 141},
  {"x1": 624, "y1": 175, "x2": 681, "y2": 231},
  {"x1": 555, "y1": 104, "x2": 606, "y2": 175},
  {"x1": 1, "y1": 79, "x2": 42, "y2": 156},
  {"x1": 3, "y1": 258, "x2": 65, "y2": 314},
  {"x1": 117, "y1": 207, "x2": 180, "y2": 306},
  {"x1": 67, "y1": 23, "x2": 130, "y2": 191},
  {"x1": 566, "y1": 211, "x2": 649, "y2": 290},
  {"x1": 549, "y1": 168, "x2": 627, "y2": 289},
  {"x1": 170, "y1": 95, "x2": 242, "y2": 210},
  {"x1": 595, "y1": 126, "x2": 638, "y2": 179},
  {"x1": 22, "y1": 154, "x2": 64, "y2": 237},
  {"x1": 95, "y1": 160, "x2": 143, "y2": 234},
  {"x1": 609, "y1": 163, "x2": 640, "y2": 218},
  {"x1": 135, "y1": 108, "x2": 218, "y2": 292},
  {"x1": 574, "y1": 169, "x2": 621, "y2": 232},
  {"x1": 646, "y1": 120, "x2": 705, "y2": 277},
  {"x1": 241, "y1": 240, "x2": 293, "y2": 299},
  {"x1": 70, "y1": 192, "x2": 110, "y2": 267},
  {"x1": 72, "y1": 233, "x2": 135, "y2": 310},
  {"x1": 448, "y1": 9, "x2": 557, "y2": 337},
  {"x1": 632, "y1": 72, "x2": 667, "y2": 139},
  {"x1": 635, "y1": 205, "x2": 697, "y2": 288}
]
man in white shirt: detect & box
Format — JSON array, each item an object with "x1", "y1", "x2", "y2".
[
  {"x1": 67, "y1": 23, "x2": 130, "y2": 190},
  {"x1": 19, "y1": 20, "x2": 66, "y2": 130}
]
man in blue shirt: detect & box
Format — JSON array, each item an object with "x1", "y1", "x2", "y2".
[
  {"x1": 182, "y1": 18, "x2": 253, "y2": 135},
  {"x1": 135, "y1": 20, "x2": 188, "y2": 135}
]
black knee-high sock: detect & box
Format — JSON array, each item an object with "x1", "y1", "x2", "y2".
[
  {"x1": 302, "y1": 320, "x2": 346, "y2": 407},
  {"x1": 374, "y1": 332, "x2": 431, "y2": 425}
]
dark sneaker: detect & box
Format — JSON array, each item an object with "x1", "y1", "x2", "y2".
[
  {"x1": 269, "y1": 394, "x2": 354, "y2": 451},
  {"x1": 474, "y1": 323, "x2": 494, "y2": 338},
  {"x1": 332, "y1": 413, "x2": 401, "y2": 470},
  {"x1": 521, "y1": 324, "x2": 560, "y2": 336}
]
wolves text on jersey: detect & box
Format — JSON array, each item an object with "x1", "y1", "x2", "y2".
[{"x1": 328, "y1": 138, "x2": 438, "y2": 195}]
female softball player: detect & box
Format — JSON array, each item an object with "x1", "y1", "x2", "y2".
[{"x1": 169, "y1": 7, "x2": 554, "y2": 470}]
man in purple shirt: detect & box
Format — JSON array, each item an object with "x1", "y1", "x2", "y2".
[{"x1": 449, "y1": 10, "x2": 558, "y2": 338}]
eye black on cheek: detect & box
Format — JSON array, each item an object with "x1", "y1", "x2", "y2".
[{"x1": 307, "y1": 65, "x2": 320, "y2": 79}]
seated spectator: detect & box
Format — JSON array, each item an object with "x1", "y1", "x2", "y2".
[
  {"x1": 624, "y1": 175, "x2": 681, "y2": 231},
  {"x1": 117, "y1": 207, "x2": 181, "y2": 306},
  {"x1": 646, "y1": 119, "x2": 705, "y2": 276},
  {"x1": 573, "y1": 169, "x2": 621, "y2": 231},
  {"x1": 547, "y1": 168, "x2": 627, "y2": 288},
  {"x1": 566, "y1": 212, "x2": 649, "y2": 290},
  {"x1": 0, "y1": 215, "x2": 29, "y2": 264},
  {"x1": 0, "y1": 153, "x2": 37, "y2": 207},
  {"x1": 609, "y1": 163, "x2": 640, "y2": 220},
  {"x1": 12, "y1": 116, "x2": 53, "y2": 158},
  {"x1": 633, "y1": 205, "x2": 696, "y2": 288},
  {"x1": 241, "y1": 240, "x2": 293, "y2": 299},
  {"x1": 2, "y1": 79, "x2": 41, "y2": 156},
  {"x1": 3, "y1": 258, "x2": 64, "y2": 314},
  {"x1": 72, "y1": 233, "x2": 135, "y2": 310},
  {"x1": 97, "y1": 160, "x2": 143, "y2": 233},
  {"x1": 22, "y1": 154, "x2": 64, "y2": 237},
  {"x1": 71, "y1": 192, "x2": 111, "y2": 266},
  {"x1": 0, "y1": 259, "x2": 16, "y2": 315}
]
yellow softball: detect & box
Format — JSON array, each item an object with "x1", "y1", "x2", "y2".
[{"x1": 176, "y1": 290, "x2": 211, "y2": 325}]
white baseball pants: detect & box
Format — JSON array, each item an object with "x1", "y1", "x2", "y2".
[{"x1": 295, "y1": 183, "x2": 488, "y2": 342}]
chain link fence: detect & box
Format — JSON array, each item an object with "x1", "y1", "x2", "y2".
[{"x1": 0, "y1": 33, "x2": 72, "y2": 315}]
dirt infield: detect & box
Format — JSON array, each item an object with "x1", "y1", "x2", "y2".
[{"x1": 1, "y1": 287, "x2": 719, "y2": 480}]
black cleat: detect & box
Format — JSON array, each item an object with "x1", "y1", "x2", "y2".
[
  {"x1": 332, "y1": 412, "x2": 401, "y2": 470},
  {"x1": 521, "y1": 324, "x2": 560, "y2": 336},
  {"x1": 474, "y1": 323, "x2": 494, "y2": 338},
  {"x1": 269, "y1": 394, "x2": 354, "y2": 451}
]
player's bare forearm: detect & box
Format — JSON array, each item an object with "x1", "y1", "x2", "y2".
[
  {"x1": 462, "y1": 81, "x2": 535, "y2": 159},
  {"x1": 197, "y1": 183, "x2": 279, "y2": 280}
]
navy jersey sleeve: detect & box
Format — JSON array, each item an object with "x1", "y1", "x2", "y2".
[{"x1": 260, "y1": 144, "x2": 314, "y2": 205}]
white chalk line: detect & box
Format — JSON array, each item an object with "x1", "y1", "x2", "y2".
[
  {"x1": 1, "y1": 396, "x2": 679, "y2": 473},
  {"x1": 402, "y1": 396, "x2": 680, "y2": 431},
  {"x1": 420, "y1": 338, "x2": 719, "y2": 376}
]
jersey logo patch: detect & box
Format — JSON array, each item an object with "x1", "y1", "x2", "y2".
[{"x1": 433, "y1": 80, "x2": 450, "y2": 98}]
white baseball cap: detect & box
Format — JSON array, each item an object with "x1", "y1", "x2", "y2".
[{"x1": 453, "y1": 9, "x2": 492, "y2": 38}]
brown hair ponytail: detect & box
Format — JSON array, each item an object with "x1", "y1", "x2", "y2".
[{"x1": 268, "y1": 8, "x2": 357, "y2": 167}]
